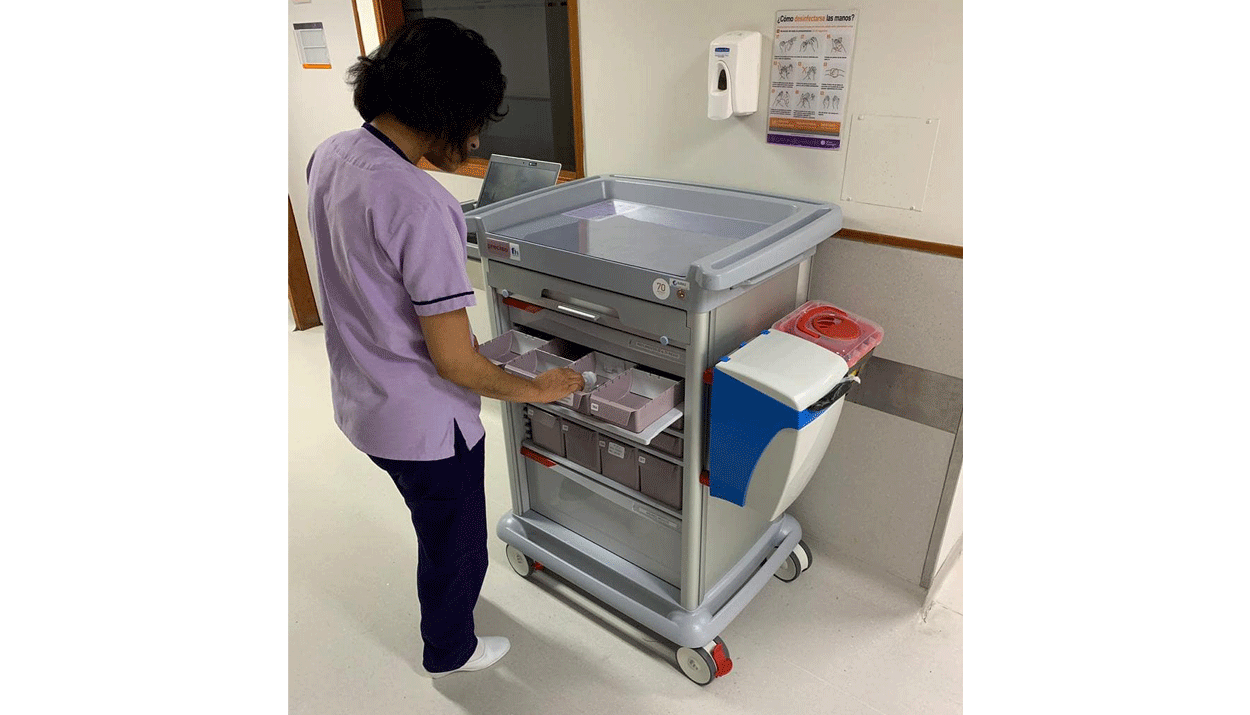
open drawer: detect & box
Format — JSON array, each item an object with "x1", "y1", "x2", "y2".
[
  {"x1": 479, "y1": 329, "x2": 585, "y2": 366},
  {"x1": 565, "y1": 352, "x2": 636, "y2": 413},
  {"x1": 478, "y1": 329, "x2": 550, "y2": 366},
  {"x1": 588, "y1": 368, "x2": 683, "y2": 433},
  {"x1": 504, "y1": 350, "x2": 576, "y2": 380}
]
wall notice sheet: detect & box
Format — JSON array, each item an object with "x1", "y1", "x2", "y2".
[{"x1": 767, "y1": 10, "x2": 859, "y2": 150}]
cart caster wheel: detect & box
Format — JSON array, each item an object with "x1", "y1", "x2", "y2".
[
  {"x1": 775, "y1": 552, "x2": 802, "y2": 582},
  {"x1": 776, "y1": 541, "x2": 813, "y2": 582},
  {"x1": 797, "y1": 540, "x2": 813, "y2": 572},
  {"x1": 506, "y1": 545, "x2": 535, "y2": 578},
  {"x1": 676, "y1": 637, "x2": 733, "y2": 685}
]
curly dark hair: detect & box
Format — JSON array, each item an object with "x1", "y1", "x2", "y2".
[{"x1": 347, "y1": 17, "x2": 507, "y2": 160}]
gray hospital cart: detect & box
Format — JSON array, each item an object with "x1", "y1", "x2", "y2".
[{"x1": 466, "y1": 175, "x2": 842, "y2": 685}]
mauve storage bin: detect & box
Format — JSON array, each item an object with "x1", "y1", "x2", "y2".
[
  {"x1": 587, "y1": 368, "x2": 682, "y2": 433},
  {"x1": 504, "y1": 350, "x2": 574, "y2": 380},
  {"x1": 639, "y1": 455, "x2": 683, "y2": 510},
  {"x1": 598, "y1": 437, "x2": 640, "y2": 490},
  {"x1": 567, "y1": 352, "x2": 635, "y2": 413},
  {"x1": 528, "y1": 408, "x2": 564, "y2": 456},
  {"x1": 478, "y1": 329, "x2": 549, "y2": 366},
  {"x1": 561, "y1": 421, "x2": 600, "y2": 473},
  {"x1": 650, "y1": 432, "x2": 684, "y2": 459}
]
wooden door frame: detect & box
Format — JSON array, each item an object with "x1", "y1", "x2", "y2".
[
  {"x1": 372, "y1": 0, "x2": 587, "y2": 183},
  {"x1": 289, "y1": 196, "x2": 322, "y2": 331}
]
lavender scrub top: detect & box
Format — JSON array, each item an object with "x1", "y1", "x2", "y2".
[{"x1": 306, "y1": 124, "x2": 484, "y2": 461}]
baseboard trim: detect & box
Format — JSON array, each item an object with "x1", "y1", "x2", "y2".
[{"x1": 836, "y1": 228, "x2": 963, "y2": 259}]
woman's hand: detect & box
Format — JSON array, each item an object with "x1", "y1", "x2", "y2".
[{"x1": 533, "y1": 368, "x2": 585, "y2": 403}]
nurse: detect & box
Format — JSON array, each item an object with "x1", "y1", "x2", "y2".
[{"x1": 305, "y1": 17, "x2": 584, "y2": 678}]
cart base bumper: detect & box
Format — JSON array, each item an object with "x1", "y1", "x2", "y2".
[{"x1": 497, "y1": 509, "x2": 802, "y2": 648}]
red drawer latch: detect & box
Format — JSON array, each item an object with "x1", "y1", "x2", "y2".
[
  {"x1": 502, "y1": 296, "x2": 543, "y2": 313},
  {"x1": 520, "y1": 446, "x2": 557, "y2": 467}
]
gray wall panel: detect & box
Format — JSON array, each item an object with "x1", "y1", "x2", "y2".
[
  {"x1": 810, "y1": 238, "x2": 962, "y2": 378},
  {"x1": 789, "y1": 402, "x2": 956, "y2": 586},
  {"x1": 795, "y1": 237, "x2": 962, "y2": 589}
]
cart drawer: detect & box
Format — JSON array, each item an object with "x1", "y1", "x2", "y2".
[
  {"x1": 527, "y1": 460, "x2": 681, "y2": 586},
  {"x1": 487, "y1": 261, "x2": 690, "y2": 344}
]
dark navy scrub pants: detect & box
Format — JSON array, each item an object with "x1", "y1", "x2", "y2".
[{"x1": 369, "y1": 423, "x2": 488, "y2": 673}]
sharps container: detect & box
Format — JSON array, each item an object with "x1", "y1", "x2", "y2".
[
  {"x1": 771, "y1": 301, "x2": 883, "y2": 376},
  {"x1": 707, "y1": 330, "x2": 860, "y2": 521}
]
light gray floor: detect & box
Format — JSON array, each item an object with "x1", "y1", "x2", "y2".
[{"x1": 289, "y1": 293, "x2": 962, "y2": 714}]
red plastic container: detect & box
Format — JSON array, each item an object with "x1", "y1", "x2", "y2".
[{"x1": 772, "y1": 301, "x2": 883, "y2": 367}]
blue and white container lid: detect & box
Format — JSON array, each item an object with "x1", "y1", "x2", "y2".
[{"x1": 716, "y1": 330, "x2": 849, "y2": 410}]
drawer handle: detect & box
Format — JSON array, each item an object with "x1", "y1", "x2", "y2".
[
  {"x1": 554, "y1": 304, "x2": 602, "y2": 322},
  {"x1": 520, "y1": 446, "x2": 557, "y2": 467}
]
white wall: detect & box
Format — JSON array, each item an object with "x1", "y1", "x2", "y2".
[{"x1": 578, "y1": 0, "x2": 962, "y2": 246}]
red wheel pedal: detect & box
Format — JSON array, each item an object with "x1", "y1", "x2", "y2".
[{"x1": 711, "y1": 643, "x2": 733, "y2": 678}]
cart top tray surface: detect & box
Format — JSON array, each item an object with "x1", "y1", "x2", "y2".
[
  {"x1": 496, "y1": 202, "x2": 766, "y2": 277},
  {"x1": 470, "y1": 175, "x2": 842, "y2": 292}
]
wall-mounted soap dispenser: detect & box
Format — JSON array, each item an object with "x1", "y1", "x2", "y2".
[{"x1": 708, "y1": 31, "x2": 762, "y2": 120}]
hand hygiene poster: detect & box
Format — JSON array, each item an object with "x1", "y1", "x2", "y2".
[{"x1": 767, "y1": 10, "x2": 859, "y2": 150}]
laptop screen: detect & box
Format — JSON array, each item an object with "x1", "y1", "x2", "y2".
[{"x1": 476, "y1": 156, "x2": 562, "y2": 209}]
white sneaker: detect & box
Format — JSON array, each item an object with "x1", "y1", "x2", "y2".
[{"x1": 429, "y1": 636, "x2": 511, "y2": 678}]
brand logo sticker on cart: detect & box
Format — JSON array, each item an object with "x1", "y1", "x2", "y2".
[
  {"x1": 608, "y1": 443, "x2": 625, "y2": 459},
  {"x1": 652, "y1": 279, "x2": 671, "y2": 300},
  {"x1": 485, "y1": 238, "x2": 520, "y2": 261}
]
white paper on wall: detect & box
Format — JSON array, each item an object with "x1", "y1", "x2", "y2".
[{"x1": 294, "y1": 22, "x2": 331, "y2": 69}]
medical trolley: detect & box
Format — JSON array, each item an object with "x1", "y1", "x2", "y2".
[{"x1": 467, "y1": 175, "x2": 877, "y2": 685}]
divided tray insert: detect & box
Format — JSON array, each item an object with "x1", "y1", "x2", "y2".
[{"x1": 587, "y1": 368, "x2": 683, "y2": 433}]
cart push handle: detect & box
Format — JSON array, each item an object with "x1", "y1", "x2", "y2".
[{"x1": 689, "y1": 205, "x2": 842, "y2": 291}]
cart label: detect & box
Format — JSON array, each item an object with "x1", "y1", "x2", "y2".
[
  {"x1": 485, "y1": 238, "x2": 520, "y2": 261},
  {"x1": 632, "y1": 503, "x2": 678, "y2": 530},
  {"x1": 608, "y1": 442, "x2": 625, "y2": 459},
  {"x1": 628, "y1": 339, "x2": 683, "y2": 362}
]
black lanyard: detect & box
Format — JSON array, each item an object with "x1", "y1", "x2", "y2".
[{"x1": 362, "y1": 122, "x2": 409, "y2": 163}]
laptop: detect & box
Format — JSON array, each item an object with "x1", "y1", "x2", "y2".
[{"x1": 461, "y1": 154, "x2": 562, "y2": 217}]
